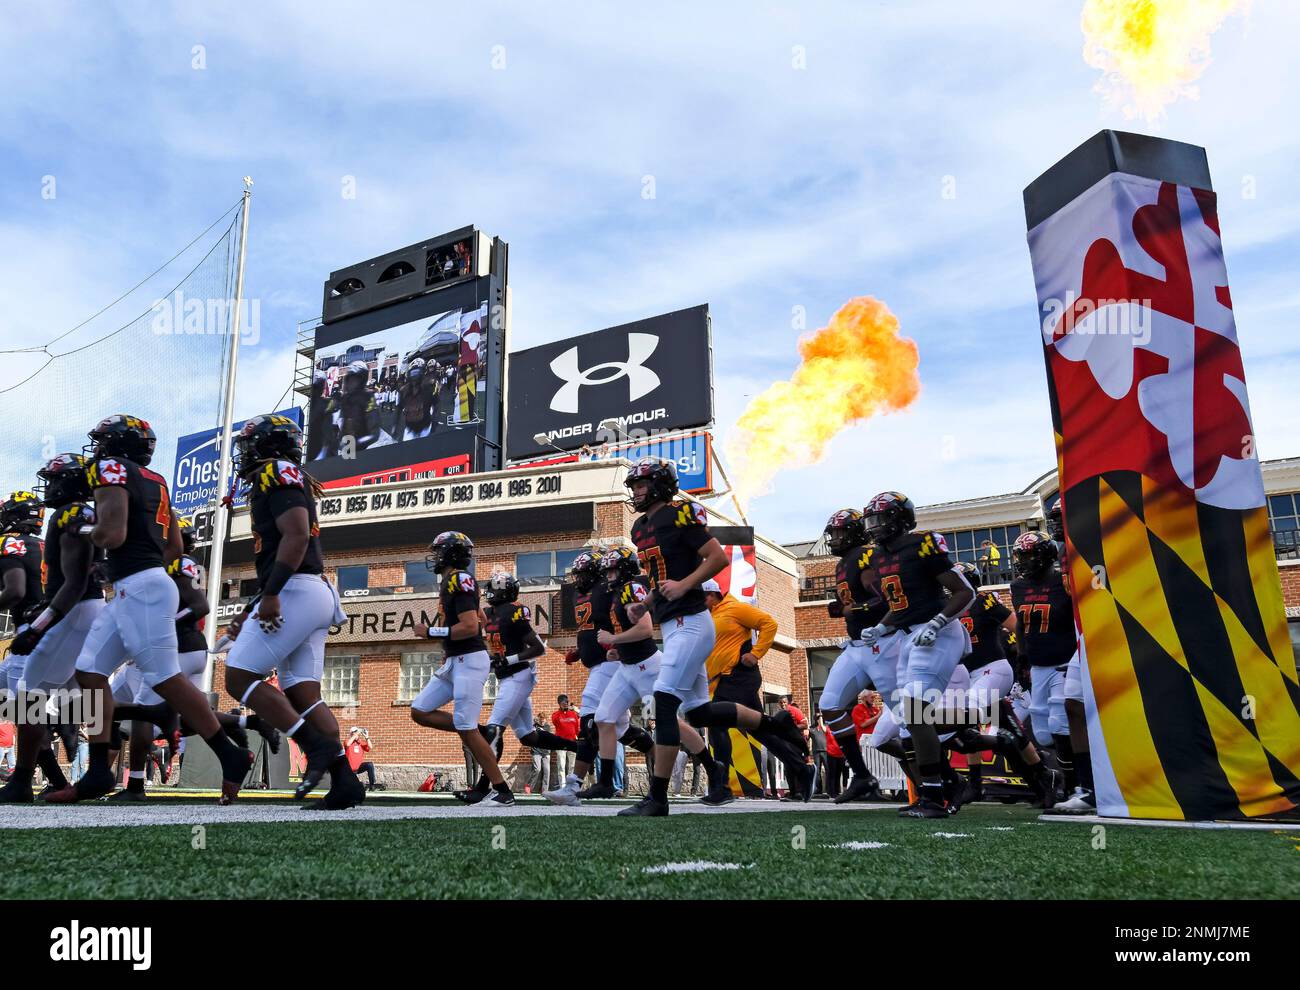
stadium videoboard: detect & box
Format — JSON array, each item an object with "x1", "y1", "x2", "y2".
[
  {"x1": 505, "y1": 305, "x2": 713, "y2": 459},
  {"x1": 307, "y1": 240, "x2": 507, "y2": 485}
]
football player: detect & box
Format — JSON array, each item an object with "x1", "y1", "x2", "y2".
[
  {"x1": 946, "y1": 561, "x2": 1059, "y2": 806},
  {"x1": 326, "y1": 361, "x2": 381, "y2": 453},
  {"x1": 544, "y1": 549, "x2": 654, "y2": 806},
  {"x1": 816, "y1": 508, "x2": 887, "y2": 803},
  {"x1": 49, "y1": 415, "x2": 252, "y2": 804},
  {"x1": 1043, "y1": 503, "x2": 1096, "y2": 814},
  {"x1": 855, "y1": 492, "x2": 975, "y2": 819},
  {"x1": 454, "y1": 572, "x2": 578, "y2": 804},
  {"x1": 1010, "y1": 530, "x2": 1076, "y2": 805},
  {"x1": 412, "y1": 531, "x2": 514, "y2": 806},
  {"x1": 620, "y1": 459, "x2": 811, "y2": 816},
  {"x1": 0, "y1": 487, "x2": 82, "y2": 802},
  {"x1": 220, "y1": 414, "x2": 364, "y2": 810},
  {"x1": 397, "y1": 358, "x2": 437, "y2": 441},
  {"x1": 591, "y1": 546, "x2": 729, "y2": 810}
]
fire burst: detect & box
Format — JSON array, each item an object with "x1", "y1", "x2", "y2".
[
  {"x1": 1081, "y1": 0, "x2": 1249, "y2": 121},
  {"x1": 724, "y1": 297, "x2": 920, "y2": 509}
]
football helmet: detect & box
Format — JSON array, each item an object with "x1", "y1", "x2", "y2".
[
  {"x1": 0, "y1": 491, "x2": 44, "y2": 534},
  {"x1": 1012, "y1": 531, "x2": 1057, "y2": 580},
  {"x1": 954, "y1": 560, "x2": 981, "y2": 590},
  {"x1": 624, "y1": 457, "x2": 679, "y2": 512},
  {"x1": 233, "y1": 414, "x2": 304, "y2": 478},
  {"x1": 177, "y1": 514, "x2": 196, "y2": 555},
  {"x1": 568, "y1": 549, "x2": 604, "y2": 594},
  {"x1": 86, "y1": 413, "x2": 156, "y2": 466},
  {"x1": 426, "y1": 531, "x2": 474, "y2": 573},
  {"x1": 35, "y1": 453, "x2": 92, "y2": 508},
  {"x1": 487, "y1": 572, "x2": 520, "y2": 605},
  {"x1": 601, "y1": 546, "x2": 641, "y2": 585},
  {"x1": 1045, "y1": 502, "x2": 1065, "y2": 542},
  {"x1": 823, "y1": 508, "x2": 867, "y2": 556},
  {"x1": 863, "y1": 491, "x2": 916, "y2": 545}
]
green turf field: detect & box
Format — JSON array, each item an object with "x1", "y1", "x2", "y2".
[{"x1": 2, "y1": 803, "x2": 1296, "y2": 899}]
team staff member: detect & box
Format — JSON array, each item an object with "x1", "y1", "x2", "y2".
[
  {"x1": 700, "y1": 579, "x2": 777, "y2": 779},
  {"x1": 622, "y1": 458, "x2": 810, "y2": 816},
  {"x1": 551, "y1": 695, "x2": 580, "y2": 781}
]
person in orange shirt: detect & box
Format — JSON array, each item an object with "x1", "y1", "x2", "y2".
[{"x1": 701, "y1": 580, "x2": 781, "y2": 782}]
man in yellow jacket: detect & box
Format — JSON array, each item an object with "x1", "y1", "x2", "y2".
[{"x1": 702, "y1": 580, "x2": 779, "y2": 782}]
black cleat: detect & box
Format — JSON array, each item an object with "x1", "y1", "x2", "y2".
[
  {"x1": 224, "y1": 723, "x2": 250, "y2": 750},
  {"x1": 258, "y1": 724, "x2": 282, "y2": 755},
  {"x1": 833, "y1": 773, "x2": 881, "y2": 804},
  {"x1": 699, "y1": 783, "x2": 735, "y2": 806},
  {"x1": 575, "y1": 782, "x2": 616, "y2": 801},
  {"x1": 454, "y1": 785, "x2": 490, "y2": 805},
  {"x1": 294, "y1": 739, "x2": 341, "y2": 800},
  {"x1": 484, "y1": 787, "x2": 515, "y2": 807},
  {"x1": 321, "y1": 773, "x2": 367, "y2": 810},
  {"x1": 901, "y1": 797, "x2": 949, "y2": 819},
  {"x1": 0, "y1": 779, "x2": 34, "y2": 804},
  {"x1": 959, "y1": 782, "x2": 985, "y2": 805},
  {"x1": 106, "y1": 788, "x2": 148, "y2": 803},
  {"x1": 44, "y1": 769, "x2": 116, "y2": 803},
  {"x1": 617, "y1": 796, "x2": 669, "y2": 817},
  {"x1": 1029, "y1": 768, "x2": 1063, "y2": 809}
]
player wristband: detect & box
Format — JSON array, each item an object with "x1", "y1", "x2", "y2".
[
  {"x1": 264, "y1": 561, "x2": 296, "y2": 596},
  {"x1": 426, "y1": 625, "x2": 450, "y2": 639},
  {"x1": 175, "y1": 607, "x2": 193, "y2": 622},
  {"x1": 32, "y1": 605, "x2": 63, "y2": 632},
  {"x1": 929, "y1": 613, "x2": 951, "y2": 628}
]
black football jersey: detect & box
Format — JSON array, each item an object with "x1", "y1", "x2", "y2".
[
  {"x1": 87, "y1": 456, "x2": 172, "y2": 581},
  {"x1": 485, "y1": 601, "x2": 534, "y2": 662},
  {"x1": 835, "y1": 545, "x2": 888, "y2": 638},
  {"x1": 631, "y1": 500, "x2": 713, "y2": 623},
  {"x1": 865, "y1": 531, "x2": 954, "y2": 628},
  {"x1": 1010, "y1": 573, "x2": 1076, "y2": 667},
  {"x1": 960, "y1": 591, "x2": 1012, "y2": 670},
  {"x1": 42, "y1": 503, "x2": 104, "y2": 603},
  {"x1": 0, "y1": 533, "x2": 44, "y2": 625},
  {"x1": 609, "y1": 577, "x2": 658, "y2": 664},
  {"x1": 168, "y1": 554, "x2": 208, "y2": 654},
  {"x1": 439, "y1": 569, "x2": 485, "y2": 657},
  {"x1": 574, "y1": 582, "x2": 614, "y2": 669},
  {"x1": 248, "y1": 460, "x2": 325, "y2": 591}
]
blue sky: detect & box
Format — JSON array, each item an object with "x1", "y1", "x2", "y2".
[{"x1": 2, "y1": 1, "x2": 1297, "y2": 542}]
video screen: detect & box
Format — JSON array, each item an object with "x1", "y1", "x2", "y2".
[{"x1": 305, "y1": 278, "x2": 499, "y2": 484}]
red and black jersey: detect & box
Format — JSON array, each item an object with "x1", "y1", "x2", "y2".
[
  {"x1": 864, "y1": 531, "x2": 955, "y2": 628},
  {"x1": 0, "y1": 533, "x2": 44, "y2": 625},
  {"x1": 439, "y1": 569, "x2": 485, "y2": 657},
  {"x1": 835, "y1": 545, "x2": 888, "y2": 639},
  {"x1": 485, "y1": 601, "x2": 534, "y2": 662},
  {"x1": 87, "y1": 456, "x2": 171, "y2": 581},
  {"x1": 609, "y1": 577, "x2": 658, "y2": 664},
  {"x1": 1010, "y1": 572, "x2": 1075, "y2": 667},
  {"x1": 631, "y1": 500, "x2": 713, "y2": 624},
  {"x1": 574, "y1": 582, "x2": 614, "y2": 669},
  {"x1": 249, "y1": 460, "x2": 324, "y2": 591},
  {"x1": 168, "y1": 554, "x2": 208, "y2": 654},
  {"x1": 960, "y1": 590, "x2": 1011, "y2": 670},
  {"x1": 42, "y1": 503, "x2": 103, "y2": 603}
]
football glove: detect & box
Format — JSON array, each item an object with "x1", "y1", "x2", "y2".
[
  {"x1": 9, "y1": 624, "x2": 43, "y2": 656},
  {"x1": 564, "y1": 647, "x2": 580, "y2": 665},
  {"x1": 914, "y1": 614, "x2": 950, "y2": 648},
  {"x1": 859, "y1": 623, "x2": 890, "y2": 647},
  {"x1": 827, "y1": 600, "x2": 845, "y2": 619}
]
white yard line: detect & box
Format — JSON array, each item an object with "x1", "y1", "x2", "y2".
[{"x1": 1037, "y1": 814, "x2": 1300, "y2": 832}]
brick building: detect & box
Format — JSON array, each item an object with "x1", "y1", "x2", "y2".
[{"x1": 206, "y1": 454, "x2": 1300, "y2": 787}]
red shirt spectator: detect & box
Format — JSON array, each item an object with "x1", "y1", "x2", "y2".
[
  {"x1": 346, "y1": 735, "x2": 371, "y2": 772},
  {"x1": 0, "y1": 721, "x2": 14, "y2": 748},
  {"x1": 825, "y1": 729, "x2": 843, "y2": 758},
  {"x1": 552, "y1": 707, "x2": 581, "y2": 741},
  {"x1": 852, "y1": 700, "x2": 881, "y2": 739},
  {"x1": 779, "y1": 697, "x2": 806, "y2": 728}
]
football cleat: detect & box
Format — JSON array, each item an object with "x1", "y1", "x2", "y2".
[
  {"x1": 257, "y1": 724, "x2": 282, "y2": 755},
  {"x1": 575, "y1": 782, "x2": 617, "y2": 801},
  {"x1": 544, "y1": 778, "x2": 582, "y2": 806},
  {"x1": 484, "y1": 787, "x2": 515, "y2": 807},
  {"x1": 0, "y1": 779, "x2": 34, "y2": 804},
  {"x1": 959, "y1": 781, "x2": 985, "y2": 805},
  {"x1": 617, "y1": 796, "x2": 669, "y2": 817},
  {"x1": 106, "y1": 788, "x2": 148, "y2": 803},
  {"x1": 454, "y1": 782, "x2": 491, "y2": 805},
  {"x1": 699, "y1": 783, "x2": 735, "y2": 807},
  {"x1": 901, "y1": 797, "x2": 949, "y2": 819},
  {"x1": 1048, "y1": 788, "x2": 1096, "y2": 815},
  {"x1": 833, "y1": 773, "x2": 881, "y2": 804}
]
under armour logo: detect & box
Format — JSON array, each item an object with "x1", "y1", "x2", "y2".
[{"x1": 548, "y1": 333, "x2": 660, "y2": 413}]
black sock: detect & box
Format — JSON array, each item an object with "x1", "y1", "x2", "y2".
[
  {"x1": 126, "y1": 772, "x2": 145, "y2": 794},
  {"x1": 967, "y1": 763, "x2": 983, "y2": 786},
  {"x1": 598, "y1": 756, "x2": 615, "y2": 788},
  {"x1": 1075, "y1": 748, "x2": 1094, "y2": 792},
  {"x1": 37, "y1": 749, "x2": 68, "y2": 790},
  {"x1": 493, "y1": 780, "x2": 511, "y2": 795},
  {"x1": 87, "y1": 742, "x2": 110, "y2": 778},
  {"x1": 6, "y1": 765, "x2": 34, "y2": 788},
  {"x1": 833, "y1": 729, "x2": 868, "y2": 776},
  {"x1": 650, "y1": 774, "x2": 669, "y2": 803},
  {"x1": 1052, "y1": 733, "x2": 1076, "y2": 792},
  {"x1": 472, "y1": 773, "x2": 490, "y2": 792}
]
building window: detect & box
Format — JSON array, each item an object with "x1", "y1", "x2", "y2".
[
  {"x1": 322, "y1": 655, "x2": 360, "y2": 707},
  {"x1": 399, "y1": 651, "x2": 438, "y2": 703},
  {"x1": 806, "y1": 647, "x2": 840, "y2": 715},
  {"x1": 239, "y1": 578, "x2": 259, "y2": 598},
  {"x1": 336, "y1": 565, "x2": 369, "y2": 593},
  {"x1": 1268, "y1": 493, "x2": 1299, "y2": 559},
  {"x1": 938, "y1": 525, "x2": 1020, "y2": 583},
  {"x1": 404, "y1": 561, "x2": 438, "y2": 592},
  {"x1": 516, "y1": 549, "x2": 583, "y2": 587}
]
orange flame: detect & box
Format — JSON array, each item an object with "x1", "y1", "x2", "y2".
[
  {"x1": 1081, "y1": 0, "x2": 1249, "y2": 121},
  {"x1": 724, "y1": 296, "x2": 920, "y2": 509}
]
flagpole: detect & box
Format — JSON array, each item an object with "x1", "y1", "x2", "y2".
[{"x1": 201, "y1": 177, "x2": 253, "y2": 690}]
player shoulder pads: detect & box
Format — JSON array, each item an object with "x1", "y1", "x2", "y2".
[
  {"x1": 448, "y1": 570, "x2": 477, "y2": 593},
  {"x1": 256, "y1": 459, "x2": 306, "y2": 493},
  {"x1": 512, "y1": 604, "x2": 531, "y2": 624},
  {"x1": 672, "y1": 500, "x2": 707, "y2": 529},
  {"x1": 621, "y1": 579, "x2": 650, "y2": 605},
  {"x1": 0, "y1": 535, "x2": 27, "y2": 556},
  {"x1": 89, "y1": 457, "x2": 129, "y2": 488},
  {"x1": 55, "y1": 502, "x2": 95, "y2": 531},
  {"x1": 917, "y1": 531, "x2": 949, "y2": 557}
]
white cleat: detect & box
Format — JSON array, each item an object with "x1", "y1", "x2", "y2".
[
  {"x1": 1051, "y1": 788, "x2": 1096, "y2": 814},
  {"x1": 544, "y1": 777, "x2": 582, "y2": 807}
]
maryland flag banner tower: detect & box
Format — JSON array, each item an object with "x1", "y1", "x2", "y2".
[{"x1": 1024, "y1": 130, "x2": 1300, "y2": 821}]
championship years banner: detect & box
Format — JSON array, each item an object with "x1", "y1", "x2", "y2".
[{"x1": 1024, "y1": 131, "x2": 1300, "y2": 821}]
